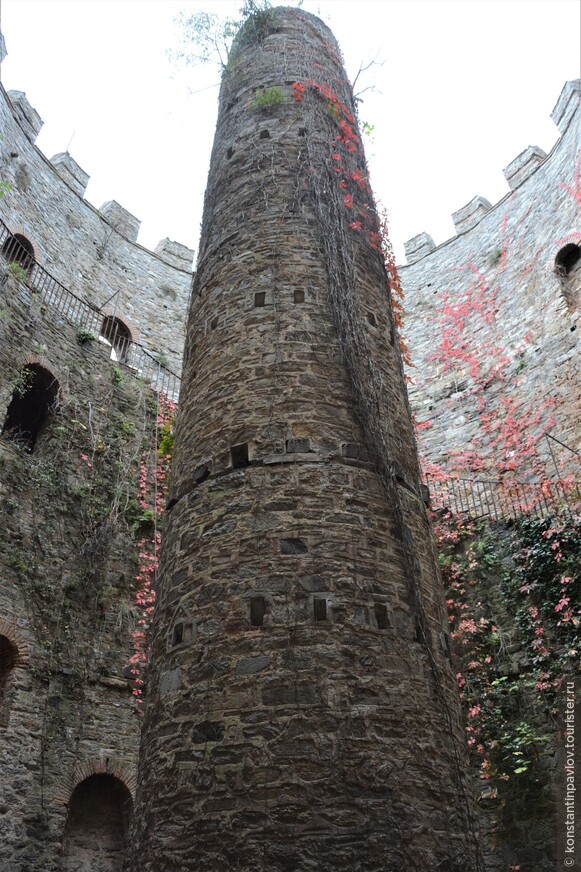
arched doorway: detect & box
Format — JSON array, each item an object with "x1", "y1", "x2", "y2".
[
  {"x1": 100, "y1": 316, "x2": 132, "y2": 363},
  {"x1": 60, "y1": 774, "x2": 133, "y2": 871},
  {"x1": 0, "y1": 634, "x2": 18, "y2": 727},
  {"x1": 2, "y1": 364, "x2": 59, "y2": 452},
  {"x1": 1, "y1": 233, "x2": 35, "y2": 272}
]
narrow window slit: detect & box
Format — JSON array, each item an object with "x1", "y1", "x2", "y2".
[
  {"x1": 254, "y1": 292, "x2": 266, "y2": 307},
  {"x1": 250, "y1": 596, "x2": 266, "y2": 627},
  {"x1": 231, "y1": 443, "x2": 250, "y2": 469},
  {"x1": 313, "y1": 599, "x2": 327, "y2": 622},
  {"x1": 374, "y1": 603, "x2": 388, "y2": 630}
]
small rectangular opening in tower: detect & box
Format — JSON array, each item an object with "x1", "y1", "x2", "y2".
[
  {"x1": 286, "y1": 438, "x2": 310, "y2": 453},
  {"x1": 280, "y1": 538, "x2": 307, "y2": 555},
  {"x1": 231, "y1": 443, "x2": 250, "y2": 468},
  {"x1": 254, "y1": 292, "x2": 266, "y2": 307},
  {"x1": 293, "y1": 289, "x2": 305, "y2": 304},
  {"x1": 374, "y1": 603, "x2": 388, "y2": 630},
  {"x1": 173, "y1": 623, "x2": 184, "y2": 646},
  {"x1": 250, "y1": 596, "x2": 266, "y2": 627},
  {"x1": 313, "y1": 598, "x2": 327, "y2": 622}
]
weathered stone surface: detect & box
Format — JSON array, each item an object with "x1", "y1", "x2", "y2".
[
  {"x1": 400, "y1": 80, "x2": 581, "y2": 479},
  {"x1": 0, "y1": 270, "x2": 148, "y2": 869},
  {"x1": 130, "y1": 8, "x2": 481, "y2": 872},
  {"x1": 0, "y1": 83, "x2": 192, "y2": 375}
]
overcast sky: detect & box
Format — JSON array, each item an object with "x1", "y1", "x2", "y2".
[{"x1": 0, "y1": 0, "x2": 579, "y2": 263}]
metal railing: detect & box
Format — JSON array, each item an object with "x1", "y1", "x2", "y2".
[
  {"x1": 427, "y1": 472, "x2": 579, "y2": 522},
  {"x1": 0, "y1": 220, "x2": 181, "y2": 403}
]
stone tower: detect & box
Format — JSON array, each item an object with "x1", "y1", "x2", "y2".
[{"x1": 131, "y1": 8, "x2": 482, "y2": 871}]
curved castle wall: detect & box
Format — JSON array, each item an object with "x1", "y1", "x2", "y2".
[
  {"x1": 400, "y1": 80, "x2": 580, "y2": 487},
  {"x1": 0, "y1": 84, "x2": 192, "y2": 376},
  {"x1": 0, "y1": 45, "x2": 188, "y2": 871}
]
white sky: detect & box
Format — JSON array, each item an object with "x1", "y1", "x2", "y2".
[{"x1": 0, "y1": 0, "x2": 579, "y2": 263}]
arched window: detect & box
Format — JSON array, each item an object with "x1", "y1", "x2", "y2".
[
  {"x1": 555, "y1": 243, "x2": 581, "y2": 312},
  {"x1": 1, "y1": 233, "x2": 35, "y2": 272},
  {"x1": 61, "y1": 774, "x2": 133, "y2": 871},
  {"x1": 555, "y1": 243, "x2": 581, "y2": 276},
  {"x1": 0, "y1": 635, "x2": 18, "y2": 727},
  {"x1": 2, "y1": 364, "x2": 59, "y2": 452},
  {"x1": 100, "y1": 316, "x2": 132, "y2": 363}
]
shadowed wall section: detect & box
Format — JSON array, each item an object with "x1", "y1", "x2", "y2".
[
  {"x1": 130, "y1": 9, "x2": 482, "y2": 871},
  {"x1": 60, "y1": 774, "x2": 132, "y2": 871}
]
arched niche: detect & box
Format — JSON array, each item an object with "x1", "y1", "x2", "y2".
[
  {"x1": 0, "y1": 634, "x2": 18, "y2": 727},
  {"x1": 60, "y1": 773, "x2": 133, "y2": 871},
  {"x1": 555, "y1": 243, "x2": 581, "y2": 312},
  {"x1": 2, "y1": 363, "x2": 59, "y2": 452},
  {"x1": 100, "y1": 315, "x2": 132, "y2": 363},
  {"x1": 1, "y1": 232, "x2": 35, "y2": 272}
]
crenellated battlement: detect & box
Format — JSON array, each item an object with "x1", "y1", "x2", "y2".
[
  {"x1": 399, "y1": 77, "x2": 580, "y2": 489},
  {"x1": 0, "y1": 33, "x2": 194, "y2": 265},
  {"x1": 403, "y1": 79, "x2": 581, "y2": 264},
  {"x1": 0, "y1": 67, "x2": 193, "y2": 376}
]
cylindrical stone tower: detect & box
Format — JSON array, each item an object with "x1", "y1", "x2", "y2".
[{"x1": 132, "y1": 8, "x2": 482, "y2": 871}]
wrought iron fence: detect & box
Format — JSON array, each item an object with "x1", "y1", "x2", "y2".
[
  {"x1": 0, "y1": 220, "x2": 181, "y2": 403},
  {"x1": 426, "y1": 473, "x2": 579, "y2": 522}
]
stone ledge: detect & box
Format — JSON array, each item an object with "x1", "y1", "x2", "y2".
[
  {"x1": 503, "y1": 145, "x2": 547, "y2": 190},
  {"x1": 50, "y1": 152, "x2": 90, "y2": 198},
  {"x1": 452, "y1": 196, "x2": 492, "y2": 235}
]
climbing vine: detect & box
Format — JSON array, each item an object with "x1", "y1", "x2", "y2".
[
  {"x1": 289, "y1": 51, "x2": 483, "y2": 868},
  {"x1": 128, "y1": 395, "x2": 175, "y2": 711},
  {"x1": 436, "y1": 509, "x2": 580, "y2": 781}
]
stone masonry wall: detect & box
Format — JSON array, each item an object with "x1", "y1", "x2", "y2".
[
  {"x1": 130, "y1": 9, "x2": 482, "y2": 872},
  {"x1": 0, "y1": 262, "x2": 163, "y2": 870},
  {"x1": 0, "y1": 83, "x2": 192, "y2": 376},
  {"x1": 400, "y1": 80, "x2": 580, "y2": 487}
]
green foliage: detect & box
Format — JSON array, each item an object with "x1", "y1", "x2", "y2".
[
  {"x1": 14, "y1": 164, "x2": 30, "y2": 192},
  {"x1": 252, "y1": 86, "x2": 286, "y2": 110},
  {"x1": 170, "y1": 1, "x2": 273, "y2": 69},
  {"x1": 158, "y1": 415, "x2": 175, "y2": 459},
  {"x1": 0, "y1": 180, "x2": 10, "y2": 198},
  {"x1": 361, "y1": 121, "x2": 375, "y2": 137},
  {"x1": 435, "y1": 510, "x2": 581, "y2": 786},
  {"x1": 13, "y1": 365, "x2": 34, "y2": 398},
  {"x1": 112, "y1": 366, "x2": 124, "y2": 385},
  {"x1": 77, "y1": 327, "x2": 97, "y2": 344},
  {"x1": 7, "y1": 262, "x2": 27, "y2": 283},
  {"x1": 497, "y1": 721, "x2": 548, "y2": 774},
  {"x1": 502, "y1": 516, "x2": 581, "y2": 674},
  {"x1": 156, "y1": 350, "x2": 170, "y2": 370}
]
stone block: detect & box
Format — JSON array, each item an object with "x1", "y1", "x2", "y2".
[
  {"x1": 154, "y1": 238, "x2": 195, "y2": 272},
  {"x1": 503, "y1": 145, "x2": 547, "y2": 190},
  {"x1": 50, "y1": 152, "x2": 90, "y2": 197},
  {"x1": 452, "y1": 196, "x2": 492, "y2": 234},
  {"x1": 551, "y1": 78, "x2": 581, "y2": 134},
  {"x1": 7, "y1": 90, "x2": 43, "y2": 142},
  {"x1": 404, "y1": 232, "x2": 436, "y2": 265},
  {"x1": 99, "y1": 200, "x2": 141, "y2": 242}
]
